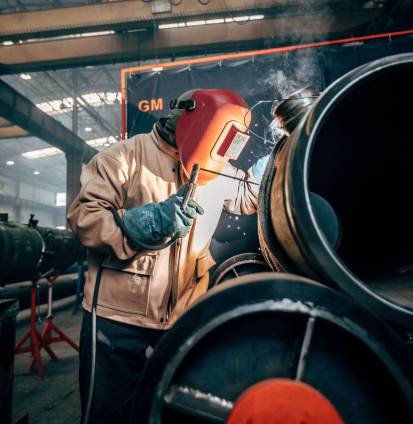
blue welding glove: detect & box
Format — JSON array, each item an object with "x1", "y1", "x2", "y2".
[
  {"x1": 156, "y1": 185, "x2": 204, "y2": 239},
  {"x1": 123, "y1": 185, "x2": 204, "y2": 246},
  {"x1": 251, "y1": 154, "x2": 270, "y2": 183}
]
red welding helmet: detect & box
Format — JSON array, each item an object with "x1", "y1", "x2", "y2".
[{"x1": 172, "y1": 89, "x2": 251, "y2": 185}]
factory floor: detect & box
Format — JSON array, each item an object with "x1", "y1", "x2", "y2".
[{"x1": 12, "y1": 297, "x2": 81, "y2": 424}]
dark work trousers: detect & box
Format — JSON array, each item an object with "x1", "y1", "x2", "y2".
[{"x1": 79, "y1": 310, "x2": 165, "y2": 424}]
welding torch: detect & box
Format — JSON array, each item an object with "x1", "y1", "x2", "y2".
[{"x1": 181, "y1": 163, "x2": 200, "y2": 210}]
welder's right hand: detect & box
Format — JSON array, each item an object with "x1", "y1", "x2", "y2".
[
  {"x1": 158, "y1": 185, "x2": 204, "y2": 239},
  {"x1": 123, "y1": 185, "x2": 204, "y2": 246}
]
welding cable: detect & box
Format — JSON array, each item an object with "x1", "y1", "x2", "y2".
[
  {"x1": 82, "y1": 260, "x2": 104, "y2": 424},
  {"x1": 243, "y1": 97, "x2": 318, "y2": 144},
  {"x1": 82, "y1": 205, "x2": 179, "y2": 423},
  {"x1": 199, "y1": 168, "x2": 260, "y2": 185},
  {"x1": 242, "y1": 99, "x2": 278, "y2": 143}
]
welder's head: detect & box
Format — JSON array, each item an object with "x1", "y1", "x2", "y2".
[
  {"x1": 164, "y1": 89, "x2": 251, "y2": 185},
  {"x1": 156, "y1": 89, "x2": 198, "y2": 148},
  {"x1": 164, "y1": 89, "x2": 198, "y2": 136},
  {"x1": 272, "y1": 86, "x2": 319, "y2": 136}
]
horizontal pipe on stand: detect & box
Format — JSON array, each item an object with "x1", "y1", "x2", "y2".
[{"x1": 0, "y1": 275, "x2": 78, "y2": 311}]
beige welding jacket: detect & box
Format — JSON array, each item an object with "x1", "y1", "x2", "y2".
[{"x1": 67, "y1": 126, "x2": 258, "y2": 330}]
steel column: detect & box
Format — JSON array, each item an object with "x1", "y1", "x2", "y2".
[{"x1": 66, "y1": 150, "x2": 83, "y2": 213}]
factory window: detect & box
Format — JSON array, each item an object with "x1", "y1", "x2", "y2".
[{"x1": 56, "y1": 192, "x2": 66, "y2": 207}]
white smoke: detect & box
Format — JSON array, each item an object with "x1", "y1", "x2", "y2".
[
  {"x1": 263, "y1": 69, "x2": 301, "y2": 99},
  {"x1": 262, "y1": 50, "x2": 320, "y2": 100},
  {"x1": 259, "y1": 48, "x2": 322, "y2": 143}
]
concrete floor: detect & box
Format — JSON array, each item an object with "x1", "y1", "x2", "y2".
[{"x1": 12, "y1": 297, "x2": 81, "y2": 424}]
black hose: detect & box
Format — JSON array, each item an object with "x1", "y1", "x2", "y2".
[{"x1": 82, "y1": 261, "x2": 104, "y2": 424}]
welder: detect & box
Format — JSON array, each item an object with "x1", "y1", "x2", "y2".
[{"x1": 67, "y1": 89, "x2": 269, "y2": 424}]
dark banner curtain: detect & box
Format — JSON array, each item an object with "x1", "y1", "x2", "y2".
[{"x1": 125, "y1": 36, "x2": 413, "y2": 266}]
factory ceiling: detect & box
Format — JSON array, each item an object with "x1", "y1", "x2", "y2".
[
  {"x1": 0, "y1": 65, "x2": 120, "y2": 192},
  {"x1": 0, "y1": 79, "x2": 97, "y2": 161},
  {"x1": 0, "y1": 0, "x2": 412, "y2": 195},
  {"x1": 0, "y1": 0, "x2": 412, "y2": 73}
]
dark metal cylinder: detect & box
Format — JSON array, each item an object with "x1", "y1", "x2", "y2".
[
  {"x1": 209, "y1": 252, "x2": 270, "y2": 288},
  {"x1": 0, "y1": 222, "x2": 44, "y2": 285},
  {"x1": 138, "y1": 273, "x2": 413, "y2": 423},
  {"x1": 0, "y1": 222, "x2": 82, "y2": 285},
  {"x1": 36, "y1": 226, "x2": 82, "y2": 275},
  {"x1": 260, "y1": 53, "x2": 413, "y2": 327}
]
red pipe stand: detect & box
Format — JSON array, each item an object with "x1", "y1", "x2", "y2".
[
  {"x1": 41, "y1": 276, "x2": 79, "y2": 354},
  {"x1": 15, "y1": 276, "x2": 79, "y2": 379},
  {"x1": 14, "y1": 281, "x2": 57, "y2": 380}
]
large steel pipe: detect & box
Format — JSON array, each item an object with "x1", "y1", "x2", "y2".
[
  {"x1": 138, "y1": 273, "x2": 413, "y2": 423},
  {"x1": 259, "y1": 53, "x2": 413, "y2": 327}
]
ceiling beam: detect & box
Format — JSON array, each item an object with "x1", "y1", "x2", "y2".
[
  {"x1": 0, "y1": 80, "x2": 97, "y2": 162},
  {"x1": 0, "y1": 11, "x2": 376, "y2": 73},
  {"x1": 0, "y1": 0, "x2": 339, "y2": 41}
]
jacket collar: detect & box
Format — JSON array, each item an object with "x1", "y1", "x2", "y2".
[{"x1": 151, "y1": 124, "x2": 179, "y2": 160}]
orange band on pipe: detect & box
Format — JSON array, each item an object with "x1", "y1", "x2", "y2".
[{"x1": 227, "y1": 378, "x2": 345, "y2": 424}]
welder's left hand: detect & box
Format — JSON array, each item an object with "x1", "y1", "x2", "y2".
[{"x1": 251, "y1": 154, "x2": 270, "y2": 183}]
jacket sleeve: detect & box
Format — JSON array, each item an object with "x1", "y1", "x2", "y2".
[
  {"x1": 222, "y1": 164, "x2": 259, "y2": 215},
  {"x1": 67, "y1": 151, "x2": 136, "y2": 261}
]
